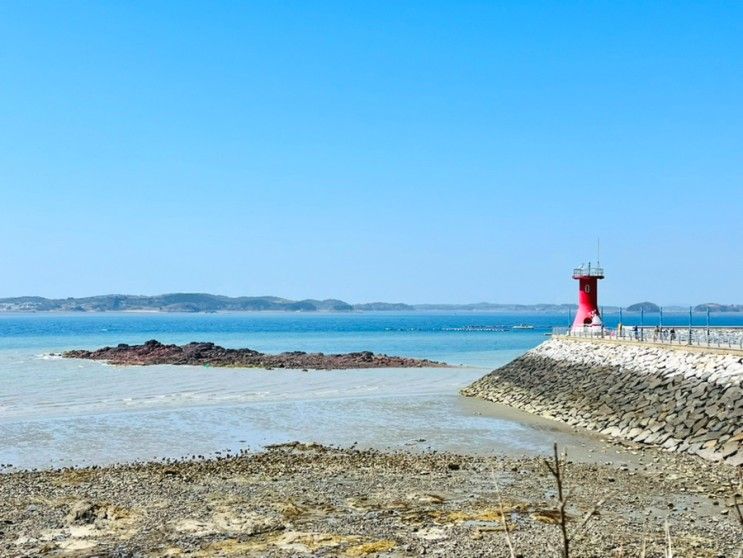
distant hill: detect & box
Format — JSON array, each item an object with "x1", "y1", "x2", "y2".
[
  {"x1": 0, "y1": 294, "x2": 738, "y2": 313},
  {"x1": 626, "y1": 301, "x2": 660, "y2": 313},
  {"x1": 353, "y1": 302, "x2": 414, "y2": 311},
  {"x1": 0, "y1": 294, "x2": 354, "y2": 313},
  {"x1": 0, "y1": 294, "x2": 580, "y2": 313},
  {"x1": 694, "y1": 303, "x2": 743, "y2": 313}
]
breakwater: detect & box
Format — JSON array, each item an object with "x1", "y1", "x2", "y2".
[{"x1": 462, "y1": 337, "x2": 743, "y2": 466}]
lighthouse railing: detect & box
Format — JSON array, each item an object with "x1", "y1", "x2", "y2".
[{"x1": 572, "y1": 267, "x2": 604, "y2": 278}]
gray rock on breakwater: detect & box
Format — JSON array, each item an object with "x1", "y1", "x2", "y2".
[{"x1": 462, "y1": 338, "x2": 743, "y2": 466}]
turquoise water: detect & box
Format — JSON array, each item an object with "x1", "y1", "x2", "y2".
[
  {"x1": 0, "y1": 311, "x2": 558, "y2": 364},
  {"x1": 2, "y1": 311, "x2": 741, "y2": 470}
]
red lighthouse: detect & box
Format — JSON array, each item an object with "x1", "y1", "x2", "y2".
[{"x1": 572, "y1": 262, "x2": 604, "y2": 330}]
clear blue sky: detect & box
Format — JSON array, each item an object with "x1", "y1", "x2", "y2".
[{"x1": 1, "y1": 2, "x2": 740, "y2": 305}]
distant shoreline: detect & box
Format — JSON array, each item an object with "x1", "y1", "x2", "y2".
[
  {"x1": 0, "y1": 293, "x2": 577, "y2": 314},
  {"x1": 0, "y1": 293, "x2": 741, "y2": 314},
  {"x1": 2, "y1": 308, "x2": 743, "y2": 315}
]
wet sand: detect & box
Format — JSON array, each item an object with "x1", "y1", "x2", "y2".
[
  {"x1": 1, "y1": 443, "x2": 740, "y2": 557},
  {"x1": 1, "y1": 359, "x2": 640, "y2": 470}
]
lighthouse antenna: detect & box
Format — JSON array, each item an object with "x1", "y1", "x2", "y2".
[{"x1": 596, "y1": 238, "x2": 600, "y2": 267}]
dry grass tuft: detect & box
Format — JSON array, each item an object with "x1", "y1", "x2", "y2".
[{"x1": 345, "y1": 539, "x2": 396, "y2": 556}]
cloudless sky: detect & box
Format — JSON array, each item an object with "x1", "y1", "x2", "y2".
[{"x1": 1, "y1": 2, "x2": 741, "y2": 305}]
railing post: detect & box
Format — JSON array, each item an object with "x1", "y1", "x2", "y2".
[{"x1": 688, "y1": 307, "x2": 692, "y2": 345}]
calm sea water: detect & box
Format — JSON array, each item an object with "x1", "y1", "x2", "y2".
[{"x1": 2, "y1": 311, "x2": 742, "y2": 469}]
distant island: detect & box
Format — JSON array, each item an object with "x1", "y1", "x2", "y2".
[
  {"x1": 0, "y1": 293, "x2": 739, "y2": 313},
  {"x1": 0, "y1": 294, "x2": 581, "y2": 313},
  {"x1": 0, "y1": 293, "x2": 576, "y2": 313},
  {"x1": 0, "y1": 294, "x2": 370, "y2": 313},
  {"x1": 626, "y1": 301, "x2": 661, "y2": 313},
  {"x1": 625, "y1": 302, "x2": 743, "y2": 313},
  {"x1": 694, "y1": 303, "x2": 743, "y2": 313}
]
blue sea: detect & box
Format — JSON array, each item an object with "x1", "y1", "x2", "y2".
[{"x1": 2, "y1": 311, "x2": 742, "y2": 470}]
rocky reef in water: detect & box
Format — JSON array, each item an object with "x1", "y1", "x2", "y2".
[{"x1": 62, "y1": 340, "x2": 448, "y2": 370}]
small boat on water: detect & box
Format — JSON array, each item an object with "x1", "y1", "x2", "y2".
[
  {"x1": 443, "y1": 325, "x2": 509, "y2": 332},
  {"x1": 512, "y1": 324, "x2": 535, "y2": 330}
]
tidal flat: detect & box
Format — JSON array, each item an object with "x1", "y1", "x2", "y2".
[{"x1": 1, "y1": 442, "x2": 740, "y2": 557}]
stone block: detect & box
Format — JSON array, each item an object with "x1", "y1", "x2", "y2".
[
  {"x1": 721, "y1": 440, "x2": 740, "y2": 458},
  {"x1": 724, "y1": 451, "x2": 743, "y2": 467},
  {"x1": 694, "y1": 447, "x2": 724, "y2": 462}
]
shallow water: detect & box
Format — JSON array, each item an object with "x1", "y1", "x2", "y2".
[{"x1": 2, "y1": 312, "x2": 739, "y2": 470}]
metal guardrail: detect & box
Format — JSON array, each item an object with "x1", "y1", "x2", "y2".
[{"x1": 553, "y1": 326, "x2": 743, "y2": 350}]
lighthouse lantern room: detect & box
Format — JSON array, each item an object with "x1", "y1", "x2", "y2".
[{"x1": 572, "y1": 262, "x2": 604, "y2": 330}]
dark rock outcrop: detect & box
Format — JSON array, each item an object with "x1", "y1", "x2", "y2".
[{"x1": 63, "y1": 340, "x2": 448, "y2": 370}]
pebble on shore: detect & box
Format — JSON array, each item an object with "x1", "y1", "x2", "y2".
[{"x1": 0, "y1": 443, "x2": 741, "y2": 557}]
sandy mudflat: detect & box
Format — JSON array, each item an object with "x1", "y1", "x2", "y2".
[{"x1": 1, "y1": 442, "x2": 741, "y2": 557}]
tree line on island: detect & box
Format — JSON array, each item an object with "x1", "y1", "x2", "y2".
[{"x1": 0, "y1": 293, "x2": 740, "y2": 313}]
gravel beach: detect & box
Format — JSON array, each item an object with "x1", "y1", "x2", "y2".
[{"x1": 1, "y1": 442, "x2": 740, "y2": 557}]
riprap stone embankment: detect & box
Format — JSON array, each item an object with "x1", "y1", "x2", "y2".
[{"x1": 462, "y1": 338, "x2": 743, "y2": 466}]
